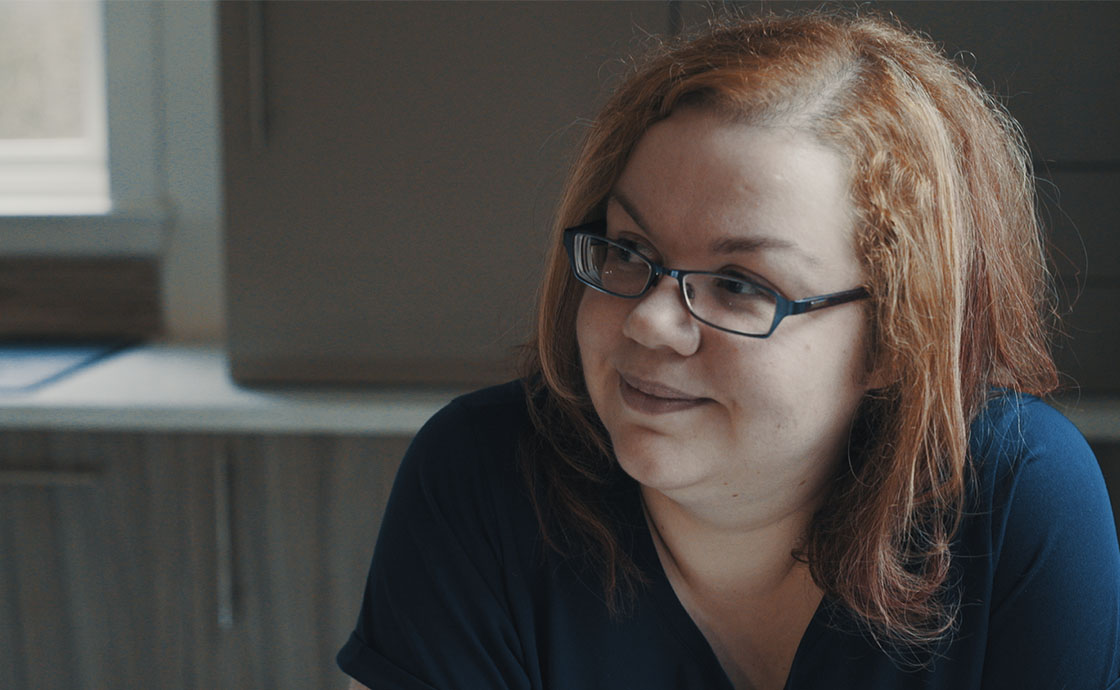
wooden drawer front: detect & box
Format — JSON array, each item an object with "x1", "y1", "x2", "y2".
[{"x1": 0, "y1": 432, "x2": 220, "y2": 690}]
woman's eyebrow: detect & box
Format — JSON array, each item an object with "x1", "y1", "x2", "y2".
[
  {"x1": 610, "y1": 190, "x2": 820, "y2": 268},
  {"x1": 709, "y1": 235, "x2": 822, "y2": 267},
  {"x1": 607, "y1": 191, "x2": 651, "y2": 233}
]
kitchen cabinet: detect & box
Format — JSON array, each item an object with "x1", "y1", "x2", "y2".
[
  {"x1": 220, "y1": 1, "x2": 672, "y2": 386},
  {"x1": 0, "y1": 430, "x2": 409, "y2": 690},
  {"x1": 203, "y1": 434, "x2": 408, "y2": 689}
]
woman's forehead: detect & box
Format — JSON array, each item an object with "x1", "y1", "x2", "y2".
[{"x1": 608, "y1": 110, "x2": 858, "y2": 266}]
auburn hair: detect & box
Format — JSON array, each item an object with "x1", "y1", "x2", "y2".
[{"x1": 519, "y1": 9, "x2": 1058, "y2": 654}]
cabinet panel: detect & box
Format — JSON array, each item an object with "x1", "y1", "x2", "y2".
[
  {"x1": 206, "y1": 434, "x2": 409, "y2": 690},
  {"x1": 0, "y1": 432, "x2": 220, "y2": 690},
  {"x1": 222, "y1": 1, "x2": 672, "y2": 385},
  {"x1": 873, "y1": 1, "x2": 1120, "y2": 163},
  {"x1": 679, "y1": 2, "x2": 1120, "y2": 161},
  {"x1": 2, "y1": 430, "x2": 410, "y2": 690}
]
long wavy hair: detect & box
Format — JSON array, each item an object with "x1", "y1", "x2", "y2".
[{"x1": 519, "y1": 9, "x2": 1058, "y2": 654}]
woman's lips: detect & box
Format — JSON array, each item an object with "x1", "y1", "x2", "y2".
[{"x1": 618, "y1": 374, "x2": 710, "y2": 414}]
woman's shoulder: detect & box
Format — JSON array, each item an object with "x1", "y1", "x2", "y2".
[
  {"x1": 958, "y1": 394, "x2": 1120, "y2": 685},
  {"x1": 424, "y1": 378, "x2": 532, "y2": 430},
  {"x1": 965, "y1": 389, "x2": 1116, "y2": 587},
  {"x1": 392, "y1": 378, "x2": 535, "y2": 524},
  {"x1": 968, "y1": 390, "x2": 1096, "y2": 483},
  {"x1": 408, "y1": 379, "x2": 532, "y2": 468},
  {"x1": 965, "y1": 390, "x2": 1110, "y2": 540}
]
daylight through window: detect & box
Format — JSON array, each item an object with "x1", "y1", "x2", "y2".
[{"x1": 0, "y1": 0, "x2": 109, "y2": 215}]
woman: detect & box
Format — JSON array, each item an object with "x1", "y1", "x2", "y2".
[{"x1": 339, "y1": 11, "x2": 1120, "y2": 689}]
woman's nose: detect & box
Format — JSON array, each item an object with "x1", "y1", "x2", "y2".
[{"x1": 621, "y1": 277, "x2": 701, "y2": 356}]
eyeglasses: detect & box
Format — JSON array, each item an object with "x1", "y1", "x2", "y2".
[{"x1": 563, "y1": 220, "x2": 869, "y2": 338}]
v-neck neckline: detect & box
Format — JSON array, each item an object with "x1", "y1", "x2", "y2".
[{"x1": 617, "y1": 477, "x2": 832, "y2": 690}]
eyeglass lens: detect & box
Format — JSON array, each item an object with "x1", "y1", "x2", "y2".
[{"x1": 575, "y1": 234, "x2": 778, "y2": 336}]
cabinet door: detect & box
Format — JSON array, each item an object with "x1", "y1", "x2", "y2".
[
  {"x1": 0, "y1": 432, "x2": 221, "y2": 690},
  {"x1": 222, "y1": 1, "x2": 672, "y2": 386},
  {"x1": 203, "y1": 434, "x2": 409, "y2": 690}
]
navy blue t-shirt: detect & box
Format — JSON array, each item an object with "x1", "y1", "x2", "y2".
[{"x1": 338, "y1": 381, "x2": 1120, "y2": 689}]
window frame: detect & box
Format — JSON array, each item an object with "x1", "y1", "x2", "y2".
[{"x1": 0, "y1": 0, "x2": 110, "y2": 217}]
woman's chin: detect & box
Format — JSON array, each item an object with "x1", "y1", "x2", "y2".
[{"x1": 613, "y1": 443, "x2": 708, "y2": 494}]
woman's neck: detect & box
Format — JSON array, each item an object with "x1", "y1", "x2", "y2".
[
  {"x1": 642, "y1": 485, "x2": 825, "y2": 690},
  {"x1": 641, "y1": 484, "x2": 818, "y2": 603}
]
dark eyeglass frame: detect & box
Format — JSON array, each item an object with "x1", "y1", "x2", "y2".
[{"x1": 563, "y1": 220, "x2": 870, "y2": 338}]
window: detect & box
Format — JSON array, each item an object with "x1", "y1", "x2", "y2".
[
  {"x1": 0, "y1": 1, "x2": 222, "y2": 341},
  {"x1": 0, "y1": 1, "x2": 109, "y2": 216},
  {"x1": 0, "y1": 0, "x2": 168, "y2": 256}
]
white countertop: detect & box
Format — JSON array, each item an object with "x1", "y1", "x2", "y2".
[
  {"x1": 0, "y1": 343, "x2": 470, "y2": 434},
  {"x1": 0, "y1": 342, "x2": 1117, "y2": 441}
]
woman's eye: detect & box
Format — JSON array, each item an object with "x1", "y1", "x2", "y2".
[
  {"x1": 606, "y1": 245, "x2": 637, "y2": 264},
  {"x1": 718, "y1": 267, "x2": 782, "y2": 294},
  {"x1": 715, "y1": 276, "x2": 762, "y2": 296},
  {"x1": 611, "y1": 238, "x2": 655, "y2": 263}
]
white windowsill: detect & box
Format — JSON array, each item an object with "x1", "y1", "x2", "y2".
[
  {"x1": 0, "y1": 343, "x2": 470, "y2": 435},
  {"x1": 0, "y1": 206, "x2": 168, "y2": 256}
]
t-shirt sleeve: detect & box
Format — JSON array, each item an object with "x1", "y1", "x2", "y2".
[
  {"x1": 981, "y1": 400, "x2": 1120, "y2": 689},
  {"x1": 337, "y1": 397, "x2": 532, "y2": 690}
]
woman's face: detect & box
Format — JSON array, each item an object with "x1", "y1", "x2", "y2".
[{"x1": 576, "y1": 107, "x2": 873, "y2": 522}]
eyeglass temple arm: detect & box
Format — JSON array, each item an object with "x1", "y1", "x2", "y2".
[{"x1": 788, "y1": 287, "x2": 870, "y2": 315}]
